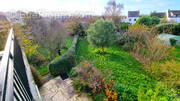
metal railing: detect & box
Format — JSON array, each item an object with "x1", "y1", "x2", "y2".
[{"x1": 0, "y1": 28, "x2": 41, "y2": 101}]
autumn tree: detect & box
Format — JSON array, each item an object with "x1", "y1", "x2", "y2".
[
  {"x1": 87, "y1": 19, "x2": 116, "y2": 53},
  {"x1": 104, "y1": 0, "x2": 124, "y2": 27},
  {"x1": 66, "y1": 19, "x2": 85, "y2": 37},
  {"x1": 24, "y1": 12, "x2": 68, "y2": 60},
  {"x1": 0, "y1": 20, "x2": 11, "y2": 50}
]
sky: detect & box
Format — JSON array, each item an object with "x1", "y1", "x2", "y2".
[{"x1": 0, "y1": 0, "x2": 180, "y2": 15}]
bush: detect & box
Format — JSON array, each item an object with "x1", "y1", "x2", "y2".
[
  {"x1": 49, "y1": 35, "x2": 79, "y2": 76},
  {"x1": 135, "y1": 16, "x2": 160, "y2": 27},
  {"x1": 122, "y1": 42, "x2": 134, "y2": 51},
  {"x1": 128, "y1": 25, "x2": 174, "y2": 65},
  {"x1": 70, "y1": 61, "x2": 118, "y2": 101},
  {"x1": 30, "y1": 66, "x2": 43, "y2": 88},
  {"x1": 117, "y1": 33, "x2": 135, "y2": 45},
  {"x1": 154, "y1": 23, "x2": 180, "y2": 35},
  {"x1": 70, "y1": 60, "x2": 103, "y2": 92},
  {"x1": 150, "y1": 60, "x2": 180, "y2": 90},
  {"x1": 170, "y1": 38, "x2": 177, "y2": 46},
  {"x1": 28, "y1": 52, "x2": 46, "y2": 67},
  {"x1": 93, "y1": 93, "x2": 106, "y2": 101},
  {"x1": 117, "y1": 32, "x2": 136, "y2": 51},
  {"x1": 118, "y1": 22, "x2": 131, "y2": 33},
  {"x1": 138, "y1": 82, "x2": 178, "y2": 101}
]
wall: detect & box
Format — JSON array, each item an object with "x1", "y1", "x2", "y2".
[{"x1": 126, "y1": 17, "x2": 139, "y2": 24}]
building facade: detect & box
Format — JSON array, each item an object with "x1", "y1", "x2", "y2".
[
  {"x1": 166, "y1": 9, "x2": 180, "y2": 23},
  {"x1": 126, "y1": 11, "x2": 140, "y2": 24}
]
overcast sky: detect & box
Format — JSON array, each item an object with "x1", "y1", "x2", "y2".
[{"x1": 0, "y1": 0, "x2": 180, "y2": 15}]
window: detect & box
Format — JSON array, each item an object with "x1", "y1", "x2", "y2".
[
  {"x1": 129, "y1": 19, "x2": 131, "y2": 21},
  {"x1": 134, "y1": 19, "x2": 136, "y2": 21}
]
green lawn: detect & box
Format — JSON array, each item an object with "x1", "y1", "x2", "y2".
[
  {"x1": 37, "y1": 64, "x2": 49, "y2": 76},
  {"x1": 76, "y1": 39, "x2": 157, "y2": 95},
  {"x1": 37, "y1": 38, "x2": 74, "y2": 77},
  {"x1": 172, "y1": 47, "x2": 180, "y2": 62}
]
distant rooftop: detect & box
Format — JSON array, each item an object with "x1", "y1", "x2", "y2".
[
  {"x1": 152, "y1": 12, "x2": 165, "y2": 18},
  {"x1": 168, "y1": 9, "x2": 180, "y2": 18},
  {"x1": 128, "y1": 11, "x2": 140, "y2": 17}
]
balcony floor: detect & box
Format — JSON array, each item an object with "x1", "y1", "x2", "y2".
[{"x1": 40, "y1": 77, "x2": 91, "y2": 101}]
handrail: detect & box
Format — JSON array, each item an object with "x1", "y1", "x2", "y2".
[
  {"x1": 0, "y1": 28, "x2": 13, "y2": 101},
  {"x1": 0, "y1": 28, "x2": 41, "y2": 101}
]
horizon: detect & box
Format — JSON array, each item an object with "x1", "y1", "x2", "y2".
[{"x1": 0, "y1": 0, "x2": 180, "y2": 16}]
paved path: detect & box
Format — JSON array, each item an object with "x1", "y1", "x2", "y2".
[{"x1": 40, "y1": 77, "x2": 91, "y2": 101}]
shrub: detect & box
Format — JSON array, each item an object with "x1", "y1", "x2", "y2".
[
  {"x1": 28, "y1": 52, "x2": 46, "y2": 66},
  {"x1": 150, "y1": 60, "x2": 180, "y2": 90},
  {"x1": 154, "y1": 23, "x2": 180, "y2": 35},
  {"x1": 49, "y1": 35, "x2": 79, "y2": 76},
  {"x1": 128, "y1": 25, "x2": 174, "y2": 65},
  {"x1": 117, "y1": 32, "x2": 136, "y2": 51},
  {"x1": 122, "y1": 42, "x2": 134, "y2": 51},
  {"x1": 70, "y1": 60, "x2": 103, "y2": 93},
  {"x1": 138, "y1": 82, "x2": 178, "y2": 101},
  {"x1": 135, "y1": 16, "x2": 160, "y2": 27},
  {"x1": 30, "y1": 66, "x2": 43, "y2": 88},
  {"x1": 170, "y1": 38, "x2": 177, "y2": 46},
  {"x1": 70, "y1": 61, "x2": 118, "y2": 101},
  {"x1": 87, "y1": 19, "x2": 116, "y2": 53},
  {"x1": 118, "y1": 22, "x2": 131, "y2": 33},
  {"x1": 117, "y1": 32, "x2": 135, "y2": 45},
  {"x1": 93, "y1": 93, "x2": 106, "y2": 101},
  {"x1": 133, "y1": 37, "x2": 174, "y2": 66}
]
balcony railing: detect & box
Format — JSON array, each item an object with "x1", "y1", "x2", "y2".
[{"x1": 0, "y1": 28, "x2": 41, "y2": 101}]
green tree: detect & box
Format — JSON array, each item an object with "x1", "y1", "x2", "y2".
[
  {"x1": 135, "y1": 16, "x2": 160, "y2": 27},
  {"x1": 87, "y1": 19, "x2": 116, "y2": 53}
]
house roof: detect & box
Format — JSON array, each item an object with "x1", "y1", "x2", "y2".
[
  {"x1": 128, "y1": 11, "x2": 140, "y2": 17},
  {"x1": 152, "y1": 12, "x2": 165, "y2": 18},
  {"x1": 168, "y1": 9, "x2": 180, "y2": 17}
]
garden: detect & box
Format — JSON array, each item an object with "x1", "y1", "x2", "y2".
[
  {"x1": 47, "y1": 17, "x2": 180, "y2": 101},
  {"x1": 1, "y1": 3, "x2": 179, "y2": 101}
]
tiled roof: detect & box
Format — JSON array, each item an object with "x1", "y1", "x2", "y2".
[
  {"x1": 168, "y1": 9, "x2": 180, "y2": 17},
  {"x1": 128, "y1": 11, "x2": 140, "y2": 17}
]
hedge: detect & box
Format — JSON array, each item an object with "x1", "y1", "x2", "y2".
[
  {"x1": 49, "y1": 35, "x2": 79, "y2": 76},
  {"x1": 154, "y1": 23, "x2": 180, "y2": 35}
]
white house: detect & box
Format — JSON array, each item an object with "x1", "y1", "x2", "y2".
[
  {"x1": 126, "y1": 11, "x2": 140, "y2": 24},
  {"x1": 166, "y1": 9, "x2": 180, "y2": 23}
]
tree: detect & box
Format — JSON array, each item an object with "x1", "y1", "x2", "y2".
[
  {"x1": 104, "y1": 0, "x2": 124, "y2": 27},
  {"x1": 0, "y1": 20, "x2": 11, "y2": 50},
  {"x1": 135, "y1": 16, "x2": 160, "y2": 27},
  {"x1": 24, "y1": 12, "x2": 68, "y2": 60},
  {"x1": 87, "y1": 19, "x2": 116, "y2": 53},
  {"x1": 66, "y1": 19, "x2": 85, "y2": 37}
]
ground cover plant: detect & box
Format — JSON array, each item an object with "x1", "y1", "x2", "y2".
[
  {"x1": 72, "y1": 38, "x2": 178, "y2": 100},
  {"x1": 75, "y1": 39, "x2": 156, "y2": 100}
]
